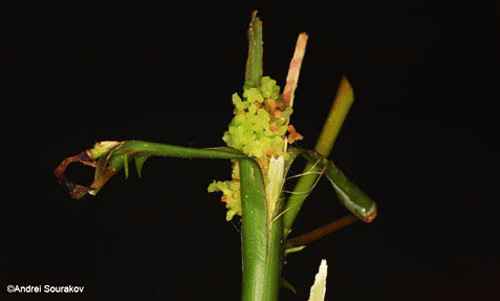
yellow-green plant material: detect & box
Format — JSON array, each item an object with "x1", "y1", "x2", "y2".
[
  {"x1": 308, "y1": 260, "x2": 328, "y2": 301},
  {"x1": 55, "y1": 11, "x2": 378, "y2": 301}
]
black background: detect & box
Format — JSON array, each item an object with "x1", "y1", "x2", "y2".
[{"x1": 1, "y1": 1, "x2": 499, "y2": 300}]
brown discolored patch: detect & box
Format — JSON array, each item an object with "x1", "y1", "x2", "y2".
[
  {"x1": 54, "y1": 151, "x2": 94, "y2": 199},
  {"x1": 287, "y1": 125, "x2": 303, "y2": 144},
  {"x1": 273, "y1": 110, "x2": 283, "y2": 119},
  {"x1": 266, "y1": 148, "x2": 277, "y2": 158},
  {"x1": 264, "y1": 98, "x2": 280, "y2": 114},
  {"x1": 363, "y1": 203, "x2": 378, "y2": 223},
  {"x1": 54, "y1": 143, "x2": 122, "y2": 199},
  {"x1": 269, "y1": 121, "x2": 279, "y2": 134}
]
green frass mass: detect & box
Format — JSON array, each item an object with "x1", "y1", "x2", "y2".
[
  {"x1": 224, "y1": 76, "x2": 295, "y2": 160},
  {"x1": 208, "y1": 76, "x2": 302, "y2": 221}
]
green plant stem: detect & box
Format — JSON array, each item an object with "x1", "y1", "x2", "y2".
[
  {"x1": 245, "y1": 11, "x2": 263, "y2": 88},
  {"x1": 54, "y1": 140, "x2": 249, "y2": 199},
  {"x1": 240, "y1": 159, "x2": 283, "y2": 301},
  {"x1": 106, "y1": 141, "x2": 246, "y2": 167},
  {"x1": 240, "y1": 12, "x2": 283, "y2": 301},
  {"x1": 283, "y1": 76, "x2": 354, "y2": 234},
  {"x1": 313, "y1": 76, "x2": 354, "y2": 156}
]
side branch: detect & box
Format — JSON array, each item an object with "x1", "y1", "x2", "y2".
[
  {"x1": 54, "y1": 140, "x2": 248, "y2": 199},
  {"x1": 283, "y1": 77, "x2": 355, "y2": 233},
  {"x1": 287, "y1": 214, "x2": 358, "y2": 247}
]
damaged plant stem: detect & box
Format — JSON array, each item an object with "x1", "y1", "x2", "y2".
[{"x1": 55, "y1": 11, "x2": 377, "y2": 301}]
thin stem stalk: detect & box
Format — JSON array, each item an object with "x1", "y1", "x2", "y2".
[
  {"x1": 287, "y1": 214, "x2": 358, "y2": 247},
  {"x1": 245, "y1": 11, "x2": 263, "y2": 88},
  {"x1": 283, "y1": 76, "x2": 354, "y2": 234}
]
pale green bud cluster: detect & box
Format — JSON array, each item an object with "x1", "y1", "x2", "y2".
[
  {"x1": 223, "y1": 76, "x2": 293, "y2": 160},
  {"x1": 207, "y1": 161, "x2": 241, "y2": 221},
  {"x1": 209, "y1": 76, "x2": 302, "y2": 221}
]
